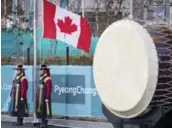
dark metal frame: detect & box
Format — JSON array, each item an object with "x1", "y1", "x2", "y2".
[{"x1": 102, "y1": 104, "x2": 166, "y2": 128}]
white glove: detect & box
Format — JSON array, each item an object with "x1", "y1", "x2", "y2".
[
  {"x1": 21, "y1": 98, "x2": 24, "y2": 101},
  {"x1": 45, "y1": 99, "x2": 49, "y2": 102}
]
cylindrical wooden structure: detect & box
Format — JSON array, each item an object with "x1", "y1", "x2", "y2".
[{"x1": 147, "y1": 24, "x2": 172, "y2": 109}]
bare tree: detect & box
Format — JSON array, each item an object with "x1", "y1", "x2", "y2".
[
  {"x1": 1, "y1": 0, "x2": 13, "y2": 17},
  {"x1": 68, "y1": 0, "x2": 81, "y2": 12},
  {"x1": 2, "y1": 1, "x2": 32, "y2": 60},
  {"x1": 58, "y1": 0, "x2": 128, "y2": 36},
  {"x1": 84, "y1": 0, "x2": 127, "y2": 36},
  {"x1": 89, "y1": 0, "x2": 155, "y2": 36}
]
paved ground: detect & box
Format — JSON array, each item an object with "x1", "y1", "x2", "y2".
[
  {"x1": 1, "y1": 115, "x2": 114, "y2": 128},
  {"x1": 1, "y1": 122, "x2": 73, "y2": 128}
]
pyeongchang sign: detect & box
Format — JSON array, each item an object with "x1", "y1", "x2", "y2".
[{"x1": 51, "y1": 74, "x2": 97, "y2": 104}]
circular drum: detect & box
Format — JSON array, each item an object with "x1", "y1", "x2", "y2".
[{"x1": 93, "y1": 20, "x2": 172, "y2": 119}]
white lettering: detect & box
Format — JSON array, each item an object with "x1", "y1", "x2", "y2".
[
  {"x1": 54, "y1": 85, "x2": 97, "y2": 96},
  {"x1": 1, "y1": 84, "x2": 12, "y2": 90},
  {"x1": 54, "y1": 85, "x2": 61, "y2": 95}
]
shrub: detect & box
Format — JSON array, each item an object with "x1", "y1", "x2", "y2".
[
  {"x1": 2, "y1": 56, "x2": 13, "y2": 65},
  {"x1": 1, "y1": 55, "x2": 93, "y2": 65}
]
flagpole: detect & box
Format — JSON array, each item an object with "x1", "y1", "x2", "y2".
[
  {"x1": 82, "y1": 0, "x2": 85, "y2": 17},
  {"x1": 81, "y1": 0, "x2": 85, "y2": 55},
  {"x1": 33, "y1": 0, "x2": 38, "y2": 123},
  {"x1": 129, "y1": 0, "x2": 133, "y2": 20},
  {"x1": 170, "y1": 0, "x2": 172, "y2": 25}
]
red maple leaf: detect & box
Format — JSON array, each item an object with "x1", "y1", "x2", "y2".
[{"x1": 57, "y1": 16, "x2": 78, "y2": 35}]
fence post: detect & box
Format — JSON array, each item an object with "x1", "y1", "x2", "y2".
[
  {"x1": 27, "y1": 48, "x2": 30, "y2": 65},
  {"x1": 66, "y1": 46, "x2": 69, "y2": 65}
]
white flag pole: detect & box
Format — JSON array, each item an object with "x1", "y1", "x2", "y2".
[
  {"x1": 33, "y1": 0, "x2": 38, "y2": 123},
  {"x1": 129, "y1": 0, "x2": 133, "y2": 20},
  {"x1": 81, "y1": 0, "x2": 85, "y2": 55},
  {"x1": 82, "y1": 0, "x2": 85, "y2": 17},
  {"x1": 170, "y1": 0, "x2": 172, "y2": 25}
]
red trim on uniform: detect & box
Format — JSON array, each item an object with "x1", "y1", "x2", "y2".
[
  {"x1": 45, "y1": 79, "x2": 52, "y2": 100},
  {"x1": 21, "y1": 78, "x2": 28, "y2": 98}
]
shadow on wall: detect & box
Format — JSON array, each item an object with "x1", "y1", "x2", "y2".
[{"x1": 1, "y1": 28, "x2": 99, "y2": 57}]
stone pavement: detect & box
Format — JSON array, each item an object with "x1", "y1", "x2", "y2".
[
  {"x1": 1, "y1": 115, "x2": 114, "y2": 128},
  {"x1": 1, "y1": 122, "x2": 71, "y2": 128}
]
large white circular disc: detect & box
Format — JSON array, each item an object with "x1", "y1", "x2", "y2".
[{"x1": 93, "y1": 20, "x2": 158, "y2": 118}]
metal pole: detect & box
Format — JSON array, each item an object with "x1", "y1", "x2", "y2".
[
  {"x1": 129, "y1": 0, "x2": 133, "y2": 20},
  {"x1": 170, "y1": 0, "x2": 172, "y2": 25},
  {"x1": 164, "y1": 0, "x2": 167, "y2": 21},
  {"x1": 12, "y1": 0, "x2": 17, "y2": 24},
  {"x1": 81, "y1": 0, "x2": 85, "y2": 55},
  {"x1": 82, "y1": 0, "x2": 85, "y2": 17},
  {"x1": 64, "y1": 0, "x2": 69, "y2": 119},
  {"x1": 66, "y1": 47, "x2": 69, "y2": 65},
  {"x1": 54, "y1": 40, "x2": 58, "y2": 56},
  {"x1": 27, "y1": 48, "x2": 30, "y2": 65},
  {"x1": 120, "y1": 119, "x2": 124, "y2": 128},
  {"x1": 40, "y1": 35, "x2": 42, "y2": 63},
  {"x1": 23, "y1": 44, "x2": 24, "y2": 64},
  {"x1": 96, "y1": 0, "x2": 99, "y2": 36},
  {"x1": 4, "y1": 0, "x2": 6, "y2": 16},
  {"x1": 33, "y1": 0, "x2": 38, "y2": 123}
]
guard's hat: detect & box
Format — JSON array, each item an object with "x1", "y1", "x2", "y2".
[
  {"x1": 13, "y1": 64, "x2": 25, "y2": 70},
  {"x1": 40, "y1": 64, "x2": 50, "y2": 70}
]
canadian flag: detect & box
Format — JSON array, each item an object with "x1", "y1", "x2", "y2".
[{"x1": 43, "y1": 0, "x2": 92, "y2": 52}]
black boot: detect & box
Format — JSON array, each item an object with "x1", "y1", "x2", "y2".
[
  {"x1": 19, "y1": 118, "x2": 24, "y2": 125},
  {"x1": 41, "y1": 119, "x2": 48, "y2": 128},
  {"x1": 13, "y1": 118, "x2": 19, "y2": 126},
  {"x1": 44, "y1": 120, "x2": 48, "y2": 128},
  {"x1": 13, "y1": 117, "x2": 23, "y2": 126},
  {"x1": 39, "y1": 119, "x2": 45, "y2": 128}
]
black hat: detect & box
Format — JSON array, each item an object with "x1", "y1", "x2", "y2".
[
  {"x1": 40, "y1": 64, "x2": 50, "y2": 70},
  {"x1": 13, "y1": 64, "x2": 25, "y2": 70}
]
